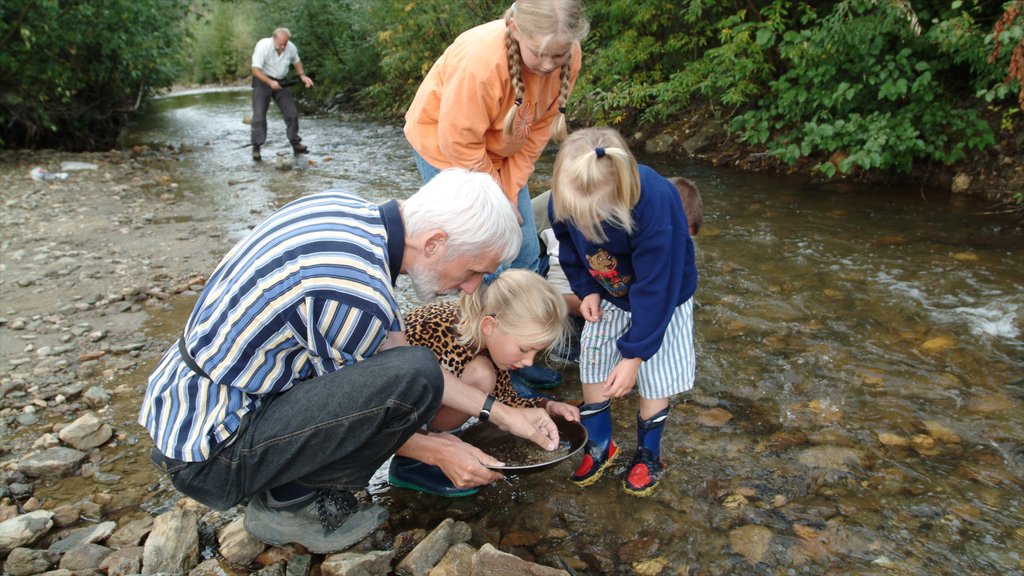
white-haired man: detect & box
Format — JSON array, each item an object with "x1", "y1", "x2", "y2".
[
  {"x1": 141, "y1": 169, "x2": 560, "y2": 553},
  {"x1": 250, "y1": 27, "x2": 314, "y2": 160}
]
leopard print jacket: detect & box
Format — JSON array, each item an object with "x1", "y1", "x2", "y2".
[{"x1": 404, "y1": 301, "x2": 541, "y2": 408}]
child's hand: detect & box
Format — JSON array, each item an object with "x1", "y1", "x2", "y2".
[
  {"x1": 603, "y1": 357, "x2": 641, "y2": 398},
  {"x1": 580, "y1": 293, "x2": 602, "y2": 322},
  {"x1": 545, "y1": 400, "x2": 580, "y2": 422}
]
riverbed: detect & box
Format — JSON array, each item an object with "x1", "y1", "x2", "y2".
[{"x1": 1, "y1": 87, "x2": 1021, "y2": 575}]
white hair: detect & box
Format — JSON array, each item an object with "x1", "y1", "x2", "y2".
[{"x1": 403, "y1": 168, "x2": 521, "y2": 263}]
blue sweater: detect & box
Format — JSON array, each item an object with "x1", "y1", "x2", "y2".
[{"x1": 551, "y1": 165, "x2": 697, "y2": 360}]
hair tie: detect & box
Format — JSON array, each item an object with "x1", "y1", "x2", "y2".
[
  {"x1": 558, "y1": 106, "x2": 566, "y2": 114},
  {"x1": 595, "y1": 147, "x2": 606, "y2": 158},
  {"x1": 514, "y1": 97, "x2": 523, "y2": 106}
]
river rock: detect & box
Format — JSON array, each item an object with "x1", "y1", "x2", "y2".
[
  {"x1": 81, "y1": 385, "x2": 111, "y2": 409},
  {"x1": 107, "y1": 516, "x2": 154, "y2": 547},
  {"x1": 797, "y1": 445, "x2": 863, "y2": 471},
  {"x1": 58, "y1": 542, "x2": 112, "y2": 571},
  {"x1": 286, "y1": 554, "x2": 311, "y2": 576},
  {"x1": 0, "y1": 510, "x2": 54, "y2": 553},
  {"x1": 320, "y1": 550, "x2": 394, "y2": 576},
  {"x1": 255, "y1": 561, "x2": 287, "y2": 576},
  {"x1": 49, "y1": 520, "x2": 117, "y2": 554},
  {"x1": 427, "y1": 542, "x2": 475, "y2": 576},
  {"x1": 217, "y1": 516, "x2": 264, "y2": 565},
  {"x1": 395, "y1": 518, "x2": 471, "y2": 576},
  {"x1": 99, "y1": 546, "x2": 144, "y2": 576},
  {"x1": 4, "y1": 546, "x2": 57, "y2": 576},
  {"x1": 951, "y1": 172, "x2": 971, "y2": 193},
  {"x1": 58, "y1": 412, "x2": 113, "y2": 450},
  {"x1": 877, "y1": 432, "x2": 910, "y2": 448},
  {"x1": 632, "y1": 557, "x2": 670, "y2": 576},
  {"x1": 142, "y1": 507, "x2": 199, "y2": 575},
  {"x1": 698, "y1": 407, "x2": 733, "y2": 427},
  {"x1": 17, "y1": 447, "x2": 87, "y2": 479},
  {"x1": 472, "y1": 543, "x2": 569, "y2": 575},
  {"x1": 729, "y1": 524, "x2": 773, "y2": 565},
  {"x1": 922, "y1": 421, "x2": 962, "y2": 443}
]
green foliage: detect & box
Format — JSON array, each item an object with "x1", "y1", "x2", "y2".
[
  {"x1": 187, "y1": 1, "x2": 260, "y2": 84},
  {"x1": 279, "y1": 0, "x2": 390, "y2": 110},
  {"x1": 0, "y1": 0, "x2": 191, "y2": 150},
  {"x1": 732, "y1": 0, "x2": 1004, "y2": 175},
  {"x1": 363, "y1": 0, "x2": 508, "y2": 117},
  {"x1": 573, "y1": 1, "x2": 813, "y2": 128}
]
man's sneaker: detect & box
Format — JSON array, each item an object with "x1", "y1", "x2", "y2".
[
  {"x1": 622, "y1": 447, "x2": 665, "y2": 497},
  {"x1": 388, "y1": 456, "x2": 480, "y2": 498},
  {"x1": 244, "y1": 489, "x2": 386, "y2": 554},
  {"x1": 510, "y1": 364, "x2": 562, "y2": 390},
  {"x1": 292, "y1": 143, "x2": 309, "y2": 155},
  {"x1": 252, "y1": 144, "x2": 262, "y2": 161},
  {"x1": 570, "y1": 439, "x2": 619, "y2": 487}
]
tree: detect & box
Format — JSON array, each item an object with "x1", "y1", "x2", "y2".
[{"x1": 0, "y1": 0, "x2": 191, "y2": 150}]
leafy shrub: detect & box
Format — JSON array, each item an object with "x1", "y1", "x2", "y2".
[
  {"x1": 0, "y1": 0, "x2": 190, "y2": 149},
  {"x1": 731, "y1": 0, "x2": 1005, "y2": 176}
]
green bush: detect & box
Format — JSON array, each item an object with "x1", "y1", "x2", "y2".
[
  {"x1": 0, "y1": 0, "x2": 190, "y2": 150},
  {"x1": 731, "y1": 0, "x2": 1008, "y2": 175}
]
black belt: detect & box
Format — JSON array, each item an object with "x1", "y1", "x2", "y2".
[{"x1": 178, "y1": 335, "x2": 212, "y2": 380}]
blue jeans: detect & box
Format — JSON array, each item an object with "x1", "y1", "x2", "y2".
[
  {"x1": 150, "y1": 346, "x2": 443, "y2": 510},
  {"x1": 412, "y1": 149, "x2": 540, "y2": 272}
]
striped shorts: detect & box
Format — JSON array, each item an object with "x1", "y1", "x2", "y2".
[{"x1": 579, "y1": 298, "x2": 696, "y2": 399}]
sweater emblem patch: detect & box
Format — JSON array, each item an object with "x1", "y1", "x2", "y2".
[{"x1": 513, "y1": 100, "x2": 535, "y2": 140}]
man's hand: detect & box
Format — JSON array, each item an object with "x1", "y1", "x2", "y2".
[
  {"x1": 268, "y1": 79, "x2": 281, "y2": 90},
  {"x1": 300, "y1": 74, "x2": 314, "y2": 88},
  {"x1": 424, "y1": 433, "x2": 505, "y2": 488}
]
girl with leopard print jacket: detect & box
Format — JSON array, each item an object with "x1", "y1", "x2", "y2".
[{"x1": 404, "y1": 269, "x2": 580, "y2": 433}]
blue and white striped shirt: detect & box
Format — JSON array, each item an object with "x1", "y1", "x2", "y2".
[{"x1": 139, "y1": 190, "x2": 404, "y2": 462}]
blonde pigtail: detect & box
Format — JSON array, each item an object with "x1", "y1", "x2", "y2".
[
  {"x1": 550, "y1": 60, "x2": 572, "y2": 142},
  {"x1": 503, "y1": 21, "x2": 525, "y2": 137}
]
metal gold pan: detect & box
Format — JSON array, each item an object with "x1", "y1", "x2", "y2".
[{"x1": 460, "y1": 414, "x2": 588, "y2": 473}]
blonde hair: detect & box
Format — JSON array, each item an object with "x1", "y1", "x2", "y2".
[
  {"x1": 457, "y1": 269, "x2": 568, "y2": 355},
  {"x1": 551, "y1": 127, "x2": 640, "y2": 242},
  {"x1": 668, "y1": 176, "x2": 704, "y2": 236},
  {"x1": 502, "y1": 0, "x2": 590, "y2": 142}
]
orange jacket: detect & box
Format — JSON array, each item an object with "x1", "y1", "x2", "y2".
[{"x1": 404, "y1": 19, "x2": 582, "y2": 202}]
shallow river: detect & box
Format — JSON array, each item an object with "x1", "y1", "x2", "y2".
[{"x1": 115, "y1": 89, "x2": 1023, "y2": 574}]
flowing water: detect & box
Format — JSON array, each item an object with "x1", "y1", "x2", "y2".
[{"x1": 115, "y1": 89, "x2": 1023, "y2": 574}]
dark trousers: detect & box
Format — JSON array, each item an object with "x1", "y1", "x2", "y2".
[
  {"x1": 152, "y1": 346, "x2": 444, "y2": 510},
  {"x1": 251, "y1": 78, "x2": 301, "y2": 146}
]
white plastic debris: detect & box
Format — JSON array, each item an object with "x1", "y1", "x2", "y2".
[{"x1": 30, "y1": 167, "x2": 69, "y2": 181}]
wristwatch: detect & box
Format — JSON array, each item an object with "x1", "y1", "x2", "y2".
[{"x1": 479, "y1": 394, "x2": 496, "y2": 421}]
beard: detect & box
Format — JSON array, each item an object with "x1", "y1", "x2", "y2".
[{"x1": 407, "y1": 261, "x2": 453, "y2": 303}]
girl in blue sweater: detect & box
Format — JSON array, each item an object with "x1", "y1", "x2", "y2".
[{"x1": 550, "y1": 127, "x2": 698, "y2": 496}]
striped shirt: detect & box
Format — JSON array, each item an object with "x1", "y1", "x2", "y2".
[{"x1": 139, "y1": 191, "x2": 404, "y2": 462}]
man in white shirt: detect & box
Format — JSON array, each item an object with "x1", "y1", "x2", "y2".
[{"x1": 250, "y1": 27, "x2": 314, "y2": 161}]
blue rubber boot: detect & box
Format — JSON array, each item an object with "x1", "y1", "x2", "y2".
[
  {"x1": 510, "y1": 364, "x2": 562, "y2": 390},
  {"x1": 570, "y1": 400, "x2": 619, "y2": 486},
  {"x1": 388, "y1": 456, "x2": 480, "y2": 498},
  {"x1": 623, "y1": 408, "x2": 668, "y2": 497}
]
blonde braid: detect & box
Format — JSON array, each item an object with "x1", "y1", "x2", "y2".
[
  {"x1": 550, "y1": 59, "x2": 572, "y2": 142},
  {"x1": 503, "y1": 16, "x2": 525, "y2": 137}
]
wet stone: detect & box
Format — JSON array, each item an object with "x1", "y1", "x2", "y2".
[
  {"x1": 58, "y1": 542, "x2": 112, "y2": 571},
  {"x1": 49, "y1": 521, "x2": 117, "y2": 555},
  {"x1": 98, "y1": 546, "x2": 143, "y2": 576},
  {"x1": 4, "y1": 547, "x2": 57, "y2": 576}
]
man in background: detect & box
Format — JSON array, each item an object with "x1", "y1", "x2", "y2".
[{"x1": 250, "y1": 27, "x2": 314, "y2": 161}]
